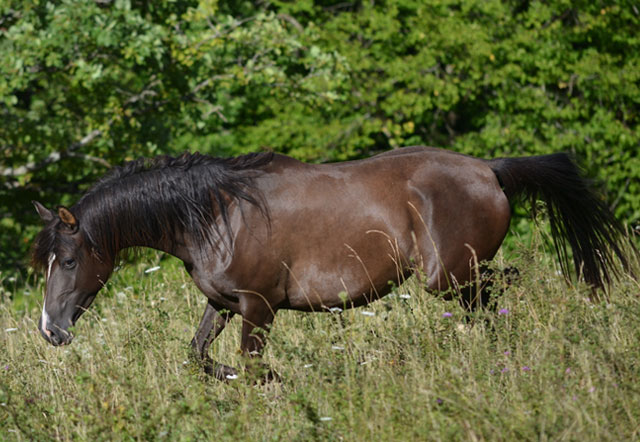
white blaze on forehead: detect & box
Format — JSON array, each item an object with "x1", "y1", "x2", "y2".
[
  {"x1": 41, "y1": 253, "x2": 56, "y2": 337},
  {"x1": 46, "y1": 253, "x2": 56, "y2": 282}
]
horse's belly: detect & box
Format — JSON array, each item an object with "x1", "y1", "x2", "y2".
[{"x1": 284, "y1": 256, "x2": 402, "y2": 311}]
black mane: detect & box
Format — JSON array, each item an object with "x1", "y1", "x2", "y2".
[{"x1": 32, "y1": 151, "x2": 273, "y2": 268}]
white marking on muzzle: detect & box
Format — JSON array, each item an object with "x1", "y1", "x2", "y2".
[{"x1": 41, "y1": 253, "x2": 56, "y2": 337}]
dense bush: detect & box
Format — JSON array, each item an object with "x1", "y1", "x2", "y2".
[{"x1": 1, "y1": 0, "x2": 639, "y2": 275}]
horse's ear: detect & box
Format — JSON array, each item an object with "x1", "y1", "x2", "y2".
[
  {"x1": 33, "y1": 201, "x2": 55, "y2": 223},
  {"x1": 57, "y1": 206, "x2": 78, "y2": 232}
]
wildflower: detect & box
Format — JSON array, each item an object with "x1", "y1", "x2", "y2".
[
  {"x1": 144, "y1": 266, "x2": 160, "y2": 274},
  {"x1": 588, "y1": 387, "x2": 595, "y2": 393},
  {"x1": 436, "y1": 398, "x2": 443, "y2": 405},
  {"x1": 304, "y1": 364, "x2": 313, "y2": 368},
  {"x1": 319, "y1": 417, "x2": 332, "y2": 422},
  {"x1": 565, "y1": 367, "x2": 571, "y2": 374},
  {"x1": 399, "y1": 294, "x2": 411, "y2": 299},
  {"x1": 501, "y1": 367, "x2": 509, "y2": 373},
  {"x1": 331, "y1": 345, "x2": 344, "y2": 351},
  {"x1": 442, "y1": 312, "x2": 452, "y2": 318},
  {"x1": 3, "y1": 365, "x2": 8, "y2": 370},
  {"x1": 498, "y1": 308, "x2": 509, "y2": 315},
  {"x1": 503, "y1": 350, "x2": 510, "y2": 356},
  {"x1": 522, "y1": 366, "x2": 531, "y2": 372}
]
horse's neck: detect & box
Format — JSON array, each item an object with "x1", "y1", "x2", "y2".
[
  {"x1": 119, "y1": 223, "x2": 191, "y2": 262},
  {"x1": 84, "y1": 205, "x2": 193, "y2": 263}
]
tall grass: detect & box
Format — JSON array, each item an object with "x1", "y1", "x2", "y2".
[{"x1": 1, "y1": 233, "x2": 639, "y2": 441}]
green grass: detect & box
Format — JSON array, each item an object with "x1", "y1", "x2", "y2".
[{"x1": 1, "y1": 235, "x2": 639, "y2": 441}]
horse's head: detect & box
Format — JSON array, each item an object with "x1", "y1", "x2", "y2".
[{"x1": 32, "y1": 201, "x2": 113, "y2": 346}]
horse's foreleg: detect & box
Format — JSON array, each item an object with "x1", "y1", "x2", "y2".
[
  {"x1": 191, "y1": 300, "x2": 236, "y2": 380},
  {"x1": 240, "y1": 304, "x2": 277, "y2": 381}
]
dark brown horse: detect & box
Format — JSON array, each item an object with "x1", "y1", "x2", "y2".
[{"x1": 32, "y1": 147, "x2": 630, "y2": 379}]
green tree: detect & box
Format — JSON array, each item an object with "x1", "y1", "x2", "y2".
[
  {"x1": 1, "y1": 0, "x2": 638, "y2": 278},
  {"x1": 0, "y1": 0, "x2": 346, "y2": 274}
]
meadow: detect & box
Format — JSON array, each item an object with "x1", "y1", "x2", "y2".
[{"x1": 1, "y1": 230, "x2": 639, "y2": 441}]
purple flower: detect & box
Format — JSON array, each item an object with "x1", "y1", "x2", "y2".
[
  {"x1": 503, "y1": 350, "x2": 510, "y2": 356},
  {"x1": 501, "y1": 367, "x2": 509, "y2": 373},
  {"x1": 442, "y1": 312, "x2": 452, "y2": 318},
  {"x1": 521, "y1": 366, "x2": 531, "y2": 372},
  {"x1": 436, "y1": 398, "x2": 443, "y2": 405},
  {"x1": 3, "y1": 365, "x2": 8, "y2": 370},
  {"x1": 565, "y1": 367, "x2": 571, "y2": 374},
  {"x1": 498, "y1": 309, "x2": 509, "y2": 315}
]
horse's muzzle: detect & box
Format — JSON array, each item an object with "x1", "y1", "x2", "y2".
[{"x1": 38, "y1": 317, "x2": 73, "y2": 346}]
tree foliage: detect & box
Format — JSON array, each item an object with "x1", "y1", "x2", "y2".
[{"x1": 1, "y1": 0, "x2": 638, "y2": 275}]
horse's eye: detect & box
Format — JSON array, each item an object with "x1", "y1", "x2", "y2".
[{"x1": 63, "y1": 258, "x2": 76, "y2": 269}]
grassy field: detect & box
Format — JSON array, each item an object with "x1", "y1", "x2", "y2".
[{"x1": 1, "y1": 232, "x2": 639, "y2": 441}]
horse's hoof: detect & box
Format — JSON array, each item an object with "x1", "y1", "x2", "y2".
[
  {"x1": 246, "y1": 362, "x2": 281, "y2": 384},
  {"x1": 260, "y1": 368, "x2": 281, "y2": 384},
  {"x1": 214, "y1": 363, "x2": 239, "y2": 381}
]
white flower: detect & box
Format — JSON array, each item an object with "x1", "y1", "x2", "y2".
[{"x1": 145, "y1": 266, "x2": 160, "y2": 273}]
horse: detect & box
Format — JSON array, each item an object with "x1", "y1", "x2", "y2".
[{"x1": 31, "y1": 146, "x2": 631, "y2": 380}]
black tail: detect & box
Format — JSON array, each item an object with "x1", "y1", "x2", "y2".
[{"x1": 489, "y1": 153, "x2": 630, "y2": 289}]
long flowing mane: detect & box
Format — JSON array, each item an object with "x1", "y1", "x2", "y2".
[{"x1": 32, "y1": 151, "x2": 274, "y2": 268}]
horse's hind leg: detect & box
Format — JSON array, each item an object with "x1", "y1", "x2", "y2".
[
  {"x1": 191, "y1": 299, "x2": 236, "y2": 380},
  {"x1": 458, "y1": 265, "x2": 520, "y2": 312}
]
